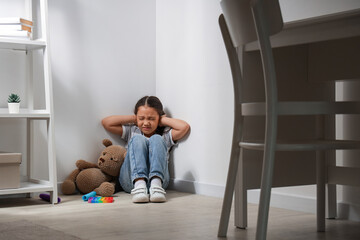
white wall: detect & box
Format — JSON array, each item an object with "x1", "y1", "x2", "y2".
[
  {"x1": 337, "y1": 81, "x2": 360, "y2": 221},
  {"x1": 279, "y1": 0, "x2": 360, "y2": 22},
  {"x1": 48, "y1": 0, "x2": 156, "y2": 181},
  {"x1": 156, "y1": 0, "x2": 233, "y2": 196}
]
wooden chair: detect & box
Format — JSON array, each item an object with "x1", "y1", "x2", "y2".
[{"x1": 217, "y1": 0, "x2": 360, "y2": 239}]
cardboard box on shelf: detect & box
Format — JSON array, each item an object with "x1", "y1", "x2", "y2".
[{"x1": 0, "y1": 152, "x2": 22, "y2": 189}]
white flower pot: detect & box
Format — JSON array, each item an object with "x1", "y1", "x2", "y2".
[{"x1": 8, "y1": 103, "x2": 20, "y2": 114}]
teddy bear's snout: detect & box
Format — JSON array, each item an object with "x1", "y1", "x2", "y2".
[{"x1": 99, "y1": 158, "x2": 105, "y2": 163}]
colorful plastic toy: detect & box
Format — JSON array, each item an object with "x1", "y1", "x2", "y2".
[
  {"x1": 39, "y1": 193, "x2": 61, "y2": 203},
  {"x1": 82, "y1": 191, "x2": 97, "y2": 201},
  {"x1": 88, "y1": 197, "x2": 114, "y2": 203}
]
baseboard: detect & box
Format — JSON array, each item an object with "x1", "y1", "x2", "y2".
[
  {"x1": 168, "y1": 178, "x2": 316, "y2": 213},
  {"x1": 168, "y1": 178, "x2": 225, "y2": 198},
  {"x1": 247, "y1": 189, "x2": 316, "y2": 214},
  {"x1": 338, "y1": 202, "x2": 360, "y2": 222}
]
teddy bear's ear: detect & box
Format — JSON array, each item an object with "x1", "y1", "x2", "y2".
[{"x1": 103, "y1": 139, "x2": 113, "y2": 147}]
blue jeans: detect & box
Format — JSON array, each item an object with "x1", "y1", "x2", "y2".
[{"x1": 119, "y1": 134, "x2": 170, "y2": 193}]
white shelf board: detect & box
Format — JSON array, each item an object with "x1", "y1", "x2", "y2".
[
  {"x1": 0, "y1": 181, "x2": 53, "y2": 195},
  {"x1": 0, "y1": 108, "x2": 50, "y2": 118},
  {"x1": 0, "y1": 38, "x2": 46, "y2": 50}
]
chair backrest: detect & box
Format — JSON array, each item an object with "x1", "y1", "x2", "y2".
[
  {"x1": 220, "y1": 0, "x2": 283, "y2": 47},
  {"x1": 220, "y1": 0, "x2": 284, "y2": 142}
]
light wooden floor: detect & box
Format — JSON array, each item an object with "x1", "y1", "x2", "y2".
[{"x1": 0, "y1": 191, "x2": 359, "y2": 240}]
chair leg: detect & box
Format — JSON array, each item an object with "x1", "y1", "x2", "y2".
[
  {"x1": 255, "y1": 142, "x2": 276, "y2": 240},
  {"x1": 217, "y1": 15, "x2": 245, "y2": 232},
  {"x1": 326, "y1": 151, "x2": 337, "y2": 219},
  {"x1": 235, "y1": 149, "x2": 248, "y2": 229},
  {"x1": 316, "y1": 151, "x2": 326, "y2": 232},
  {"x1": 315, "y1": 115, "x2": 326, "y2": 231},
  {"x1": 218, "y1": 140, "x2": 241, "y2": 237},
  {"x1": 235, "y1": 187, "x2": 248, "y2": 229},
  {"x1": 327, "y1": 184, "x2": 337, "y2": 219},
  {"x1": 325, "y1": 143, "x2": 337, "y2": 219}
]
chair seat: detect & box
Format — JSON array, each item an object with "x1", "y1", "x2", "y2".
[
  {"x1": 240, "y1": 139, "x2": 360, "y2": 151},
  {"x1": 241, "y1": 101, "x2": 360, "y2": 116}
]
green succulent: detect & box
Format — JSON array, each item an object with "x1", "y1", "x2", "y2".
[{"x1": 7, "y1": 93, "x2": 21, "y2": 103}]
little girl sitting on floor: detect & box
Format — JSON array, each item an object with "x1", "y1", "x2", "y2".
[{"x1": 102, "y1": 96, "x2": 190, "y2": 203}]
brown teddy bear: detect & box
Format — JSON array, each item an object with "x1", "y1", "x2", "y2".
[{"x1": 61, "y1": 139, "x2": 127, "y2": 197}]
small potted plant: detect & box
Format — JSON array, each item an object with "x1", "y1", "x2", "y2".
[{"x1": 7, "y1": 93, "x2": 21, "y2": 113}]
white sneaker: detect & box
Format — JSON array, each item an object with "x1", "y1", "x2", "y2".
[
  {"x1": 131, "y1": 187, "x2": 149, "y2": 203},
  {"x1": 149, "y1": 186, "x2": 166, "y2": 203}
]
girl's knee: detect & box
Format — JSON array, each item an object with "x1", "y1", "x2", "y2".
[
  {"x1": 149, "y1": 134, "x2": 164, "y2": 144},
  {"x1": 130, "y1": 134, "x2": 147, "y2": 145},
  {"x1": 149, "y1": 135, "x2": 166, "y2": 150}
]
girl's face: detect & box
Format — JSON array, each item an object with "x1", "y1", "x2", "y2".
[{"x1": 136, "y1": 106, "x2": 160, "y2": 137}]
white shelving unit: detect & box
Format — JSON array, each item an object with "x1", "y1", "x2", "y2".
[{"x1": 0, "y1": 0, "x2": 58, "y2": 203}]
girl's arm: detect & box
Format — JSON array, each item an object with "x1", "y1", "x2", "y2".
[
  {"x1": 101, "y1": 115, "x2": 136, "y2": 136},
  {"x1": 160, "y1": 116, "x2": 190, "y2": 141}
]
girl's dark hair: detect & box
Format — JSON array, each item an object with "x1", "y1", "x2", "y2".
[
  {"x1": 134, "y1": 96, "x2": 165, "y2": 116},
  {"x1": 134, "y1": 96, "x2": 166, "y2": 135}
]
